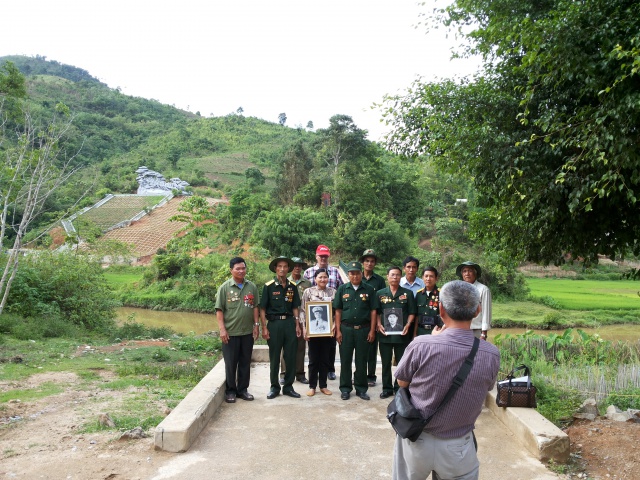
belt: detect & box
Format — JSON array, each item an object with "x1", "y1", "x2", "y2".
[
  {"x1": 267, "y1": 314, "x2": 292, "y2": 321},
  {"x1": 342, "y1": 322, "x2": 370, "y2": 329},
  {"x1": 418, "y1": 323, "x2": 433, "y2": 329}
]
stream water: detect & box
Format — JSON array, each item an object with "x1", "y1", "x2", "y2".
[{"x1": 117, "y1": 307, "x2": 640, "y2": 341}]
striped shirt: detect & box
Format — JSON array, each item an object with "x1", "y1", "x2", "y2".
[
  {"x1": 303, "y1": 265, "x2": 344, "y2": 290},
  {"x1": 394, "y1": 328, "x2": 500, "y2": 438}
]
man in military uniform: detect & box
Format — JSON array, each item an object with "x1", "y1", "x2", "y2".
[
  {"x1": 456, "y1": 261, "x2": 492, "y2": 340},
  {"x1": 260, "y1": 256, "x2": 302, "y2": 399},
  {"x1": 415, "y1": 266, "x2": 441, "y2": 337},
  {"x1": 360, "y1": 249, "x2": 386, "y2": 387},
  {"x1": 334, "y1": 261, "x2": 378, "y2": 400},
  {"x1": 376, "y1": 266, "x2": 417, "y2": 398},
  {"x1": 216, "y1": 257, "x2": 261, "y2": 403},
  {"x1": 280, "y1": 257, "x2": 312, "y2": 384}
]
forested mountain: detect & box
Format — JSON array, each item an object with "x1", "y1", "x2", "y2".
[{"x1": 2, "y1": 55, "x2": 529, "y2": 298}]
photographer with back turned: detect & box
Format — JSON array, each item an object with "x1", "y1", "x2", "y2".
[{"x1": 392, "y1": 280, "x2": 500, "y2": 480}]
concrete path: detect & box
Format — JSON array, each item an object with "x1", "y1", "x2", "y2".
[{"x1": 149, "y1": 363, "x2": 562, "y2": 480}]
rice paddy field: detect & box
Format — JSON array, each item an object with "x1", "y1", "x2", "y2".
[{"x1": 526, "y1": 278, "x2": 640, "y2": 310}]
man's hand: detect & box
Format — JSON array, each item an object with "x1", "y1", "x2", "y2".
[
  {"x1": 401, "y1": 323, "x2": 412, "y2": 336},
  {"x1": 262, "y1": 326, "x2": 270, "y2": 340},
  {"x1": 336, "y1": 330, "x2": 343, "y2": 345},
  {"x1": 219, "y1": 327, "x2": 230, "y2": 344},
  {"x1": 432, "y1": 325, "x2": 445, "y2": 336},
  {"x1": 252, "y1": 324, "x2": 259, "y2": 341},
  {"x1": 378, "y1": 324, "x2": 387, "y2": 336},
  {"x1": 367, "y1": 329, "x2": 375, "y2": 342},
  {"x1": 295, "y1": 323, "x2": 302, "y2": 338}
]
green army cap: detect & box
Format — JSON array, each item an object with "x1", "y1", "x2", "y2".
[
  {"x1": 456, "y1": 261, "x2": 482, "y2": 279},
  {"x1": 290, "y1": 257, "x2": 309, "y2": 270},
  {"x1": 347, "y1": 261, "x2": 363, "y2": 272},
  {"x1": 269, "y1": 256, "x2": 295, "y2": 273},
  {"x1": 359, "y1": 249, "x2": 378, "y2": 263}
]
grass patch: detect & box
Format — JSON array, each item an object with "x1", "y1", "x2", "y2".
[
  {"x1": 0, "y1": 382, "x2": 64, "y2": 403},
  {"x1": 526, "y1": 278, "x2": 640, "y2": 310},
  {"x1": 82, "y1": 413, "x2": 165, "y2": 433},
  {"x1": 103, "y1": 270, "x2": 144, "y2": 287}
]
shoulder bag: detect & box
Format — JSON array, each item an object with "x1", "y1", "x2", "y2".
[{"x1": 387, "y1": 337, "x2": 480, "y2": 442}]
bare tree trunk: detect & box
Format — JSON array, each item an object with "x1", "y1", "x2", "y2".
[{"x1": 0, "y1": 108, "x2": 80, "y2": 315}]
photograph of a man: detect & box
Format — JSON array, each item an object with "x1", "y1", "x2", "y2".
[
  {"x1": 310, "y1": 306, "x2": 329, "y2": 334},
  {"x1": 383, "y1": 308, "x2": 403, "y2": 334}
]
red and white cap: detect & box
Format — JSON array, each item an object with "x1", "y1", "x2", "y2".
[{"x1": 316, "y1": 245, "x2": 330, "y2": 255}]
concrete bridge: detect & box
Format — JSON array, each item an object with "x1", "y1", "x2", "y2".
[{"x1": 149, "y1": 346, "x2": 568, "y2": 479}]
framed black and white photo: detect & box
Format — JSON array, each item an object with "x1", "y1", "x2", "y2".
[
  {"x1": 383, "y1": 307, "x2": 404, "y2": 335},
  {"x1": 306, "y1": 301, "x2": 333, "y2": 337}
]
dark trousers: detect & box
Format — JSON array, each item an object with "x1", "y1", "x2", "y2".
[
  {"x1": 379, "y1": 341, "x2": 408, "y2": 394},
  {"x1": 308, "y1": 337, "x2": 334, "y2": 389},
  {"x1": 222, "y1": 334, "x2": 254, "y2": 395},
  {"x1": 367, "y1": 335, "x2": 378, "y2": 382},
  {"x1": 339, "y1": 325, "x2": 370, "y2": 394},
  {"x1": 280, "y1": 336, "x2": 306, "y2": 378},
  {"x1": 329, "y1": 337, "x2": 337, "y2": 373},
  {"x1": 267, "y1": 318, "x2": 297, "y2": 393}
]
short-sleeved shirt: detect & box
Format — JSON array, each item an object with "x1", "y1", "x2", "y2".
[
  {"x1": 260, "y1": 277, "x2": 301, "y2": 317},
  {"x1": 400, "y1": 276, "x2": 425, "y2": 297},
  {"x1": 416, "y1": 285, "x2": 440, "y2": 334},
  {"x1": 333, "y1": 282, "x2": 378, "y2": 325},
  {"x1": 471, "y1": 280, "x2": 492, "y2": 331},
  {"x1": 363, "y1": 271, "x2": 386, "y2": 293},
  {"x1": 395, "y1": 329, "x2": 500, "y2": 438},
  {"x1": 215, "y1": 278, "x2": 260, "y2": 336},
  {"x1": 288, "y1": 275, "x2": 312, "y2": 299},
  {"x1": 304, "y1": 265, "x2": 344, "y2": 290},
  {"x1": 376, "y1": 286, "x2": 417, "y2": 344}
]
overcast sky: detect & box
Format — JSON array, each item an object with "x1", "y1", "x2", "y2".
[{"x1": 1, "y1": 0, "x2": 479, "y2": 141}]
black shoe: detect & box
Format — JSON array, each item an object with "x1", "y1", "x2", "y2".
[
  {"x1": 357, "y1": 392, "x2": 370, "y2": 401},
  {"x1": 283, "y1": 390, "x2": 301, "y2": 398},
  {"x1": 225, "y1": 392, "x2": 236, "y2": 403},
  {"x1": 237, "y1": 392, "x2": 254, "y2": 401},
  {"x1": 328, "y1": 372, "x2": 337, "y2": 380},
  {"x1": 380, "y1": 391, "x2": 393, "y2": 399},
  {"x1": 267, "y1": 390, "x2": 280, "y2": 399},
  {"x1": 297, "y1": 376, "x2": 309, "y2": 384},
  {"x1": 341, "y1": 392, "x2": 350, "y2": 400}
]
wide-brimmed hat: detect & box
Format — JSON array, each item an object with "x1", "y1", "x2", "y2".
[
  {"x1": 346, "y1": 261, "x2": 362, "y2": 272},
  {"x1": 456, "y1": 261, "x2": 482, "y2": 279},
  {"x1": 290, "y1": 256, "x2": 308, "y2": 270},
  {"x1": 316, "y1": 245, "x2": 331, "y2": 256},
  {"x1": 359, "y1": 248, "x2": 378, "y2": 263},
  {"x1": 269, "y1": 256, "x2": 295, "y2": 273}
]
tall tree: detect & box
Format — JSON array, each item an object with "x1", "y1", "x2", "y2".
[
  {"x1": 383, "y1": 0, "x2": 640, "y2": 264},
  {"x1": 275, "y1": 142, "x2": 312, "y2": 205},
  {"x1": 315, "y1": 114, "x2": 371, "y2": 205}
]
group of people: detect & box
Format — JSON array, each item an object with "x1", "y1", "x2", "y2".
[{"x1": 214, "y1": 245, "x2": 499, "y2": 480}]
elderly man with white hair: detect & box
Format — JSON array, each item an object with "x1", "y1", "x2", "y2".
[{"x1": 392, "y1": 280, "x2": 500, "y2": 480}]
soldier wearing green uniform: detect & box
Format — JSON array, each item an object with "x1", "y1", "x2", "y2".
[
  {"x1": 333, "y1": 261, "x2": 378, "y2": 401},
  {"x1": 279, "y1": 257, "x2": 312, "y2": 384},
  {"x1": 360, "y1": 249, "x2": 386, "y2": 387},
  {"x1": 376, "y1": 266, "x2": 417, "y2": 398},
  {"x1": 414, "y1": 266, "x2": 441, "y2": 337},
  {"x1": 260, "y1": 256, "x2": 302, "y2": 399},
  {"x1": 215, "y1": 257, "x2": 261, "y2": 403}
]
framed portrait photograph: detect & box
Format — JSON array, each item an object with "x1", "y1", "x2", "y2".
[
  {"x1": 383, "y1": 307, "x2": 404, "y2": 335},
  {"x1": 306, "y1": 301, "x2": 333, "y2": 337}
]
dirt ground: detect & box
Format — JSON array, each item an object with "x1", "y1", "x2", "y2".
[
  {"x1": 564, "y1": 418, "x2": 640, "y2": 479},
  {"x1": 1, "y1": 347, "x2": 638, "y2": 479}
]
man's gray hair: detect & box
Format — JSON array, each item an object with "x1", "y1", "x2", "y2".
[{"x1": 439, "y1": 280, "x2": 480, "y2": 321}]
